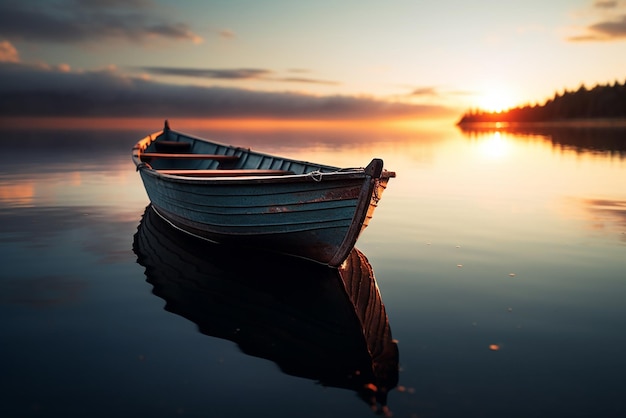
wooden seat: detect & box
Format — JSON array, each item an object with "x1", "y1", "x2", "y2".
[
  {"x1": 158, "y1": 169, "x2": 294, "y2": 177},
  {"x1": 140, "y1": 152, "x2": 240, "y2": 162}
]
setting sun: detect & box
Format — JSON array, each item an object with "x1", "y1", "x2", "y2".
[{"x1": 477, "y1": 85, "x2": 517, "y2": 113}]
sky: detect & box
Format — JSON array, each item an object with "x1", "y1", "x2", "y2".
[{"x1": 0, "y1": 0, "x2": 625, "y2": 126}]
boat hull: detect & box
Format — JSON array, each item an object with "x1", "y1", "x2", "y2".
[{"x1": 133, "y1": 123, "x2": 394, "y2": 266}]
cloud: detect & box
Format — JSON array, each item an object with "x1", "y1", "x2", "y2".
[
  {"x1": 402, "y1": 85, "x2": 479, "y2": 104},
  {"x1": 218, "y1": 29, "x2": 236, "y2": 39},
  {"x1": 588, "y1": 14, "x2": 626, "y2": 37},
  {"x1": 0, "y1": 40, "x2": 19, "y2": 62},
  {"x1": 0, "y1": 0, "x2": 202, "y2": 44},
  {"x1": 273, "y1": 77, "x2": 340, "y2": 85},
  {"x1": 140, "y1": 67, "x2": 273, "y2": 80},
  {"x1": 569, "y1": 14, "x2": 626, "y2": 41},
  {"x1": 137, "y1": 66, "x2": 341, "y2": 85},
  {"x1": 569, "y1": 0, "x2": 626, "y2": 42},
  {"x1": 0, "y1": 62, "x2": 451, "y2": 120},
  {"x1": 408, "y1": 86, "x2": 440, "y2": 97},
  {"x1": 57, "y1": 63, "x2": 72, "y2": 73},
  {"x1": 594, "y1": 0, "x2": 618, "y2": 8}
]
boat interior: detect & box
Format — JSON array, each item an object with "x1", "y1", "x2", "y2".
[{"x1": 137, "y1": 130, "x2": 341, "y2": 177}]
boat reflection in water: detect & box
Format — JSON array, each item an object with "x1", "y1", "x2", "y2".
[{"x1": 133, "y1": 205, "x2": 399, "y2": 414}]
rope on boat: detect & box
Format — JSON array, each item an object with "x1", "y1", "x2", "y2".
[
  {"x1": 372, "y1": 179, "x2": 381, "y2": 203},
  {"x1": 308, "y1": 171, "x2": 323, "y2": 182}
]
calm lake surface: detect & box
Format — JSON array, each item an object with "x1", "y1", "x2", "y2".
[{"x1": 1, "y1": 123, "x2": 625, "y2": 418}]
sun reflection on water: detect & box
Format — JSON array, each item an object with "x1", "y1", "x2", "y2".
[{"x1": 476, "y1": 131, "x2": 511, "y2": 160}]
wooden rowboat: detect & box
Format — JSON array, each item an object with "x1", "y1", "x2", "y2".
[
  {"x1": 133, "y1": 204, "x2": 399, "y2": 413},
  {"x1": 132, "y1": 121, "x2": 395, "y2": 266}
]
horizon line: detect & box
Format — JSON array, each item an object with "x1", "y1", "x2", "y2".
[{"x1": 1, "y1": 116, "x2": 456, "y2": 131}]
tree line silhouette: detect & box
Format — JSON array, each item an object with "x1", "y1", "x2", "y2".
[{"x1": 458, "y1": 79, "x2": 626, "y2": 125}]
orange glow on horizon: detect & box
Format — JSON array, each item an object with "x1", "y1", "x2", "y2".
[
  {"x1": 0, "y1": 116, "x2": 452, "y2": 132},
  {"x1": 0, "y1": 182, "x2": 35, "y2": 205},
  {"x1": 70, "y1": 172, "x2": 82, "y2": 186}
]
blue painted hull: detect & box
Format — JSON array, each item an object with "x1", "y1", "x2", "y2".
[{"x1": 132, "y1": 121, "x2": 395, "y2": 266}]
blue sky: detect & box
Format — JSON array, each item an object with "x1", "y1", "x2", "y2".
[{"x1": 1, "y1": 0, "x2": 625, "y2": 124}]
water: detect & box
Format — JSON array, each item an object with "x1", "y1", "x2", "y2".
[{"x1": 1, "y1": 124, "x2": 625, "y2": 417}]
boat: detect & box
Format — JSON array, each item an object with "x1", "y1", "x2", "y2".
[
  {"x1": 132, "y1": 121, "x2": 395, "y2": 267},
  {"x1": 133, "y1": 204, "x2": 399, "y2": 413}
]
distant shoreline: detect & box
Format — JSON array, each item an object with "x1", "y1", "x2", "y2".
[
  {"x1": 457, "y1": 118, "x2": 626, "y2": 129},
  {"x1": 457, "y1": 80, "x2": 626, "y2": 128}
]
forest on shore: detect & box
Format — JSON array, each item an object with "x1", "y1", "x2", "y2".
[{"x1": 458, "y1": 80, "x2": 626, "y2": 125}]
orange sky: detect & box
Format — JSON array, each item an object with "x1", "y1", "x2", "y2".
[{"x1": 1, "y1": 1, "x2": 625, "y2": 125}]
